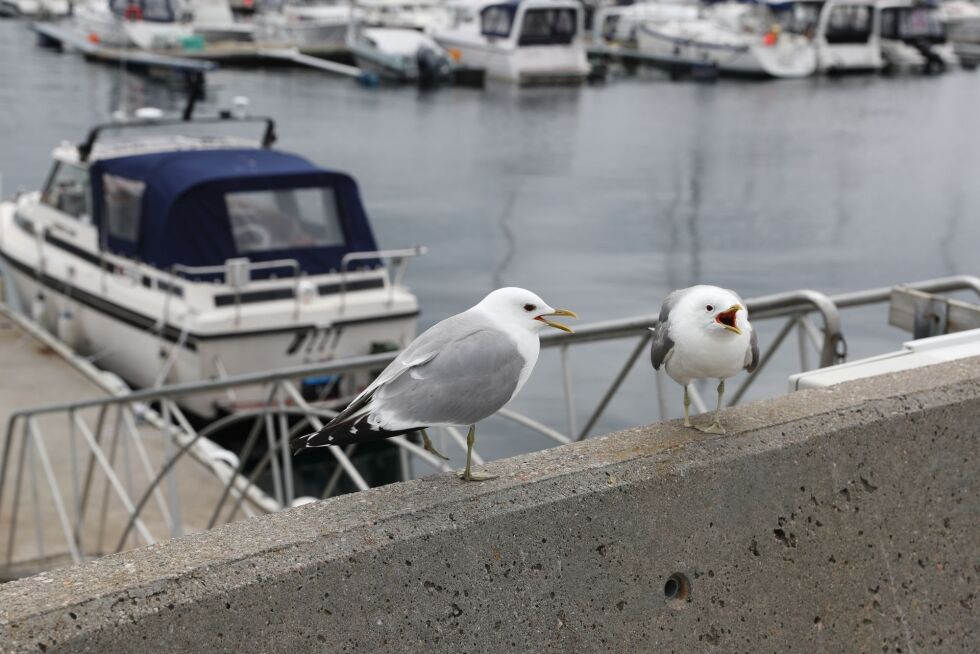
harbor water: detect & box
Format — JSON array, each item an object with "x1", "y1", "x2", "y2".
[{"x1": 2, "y1": 19, "x2": 979, "y2": 460}]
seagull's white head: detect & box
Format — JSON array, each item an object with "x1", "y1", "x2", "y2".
[
  {"x1": 678, "y1": 285, "x2": 749, "y2": 336},
  {"x1": 476, "y1": 287, "x2": 577, "y2": 334}
]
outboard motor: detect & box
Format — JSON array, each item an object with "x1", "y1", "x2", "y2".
[
  {"x1": 416, "y1": 46, "x2": 453, "y2": 89},
  {"x1": 912, "y1": 38, "x2": 946, "y2": 75}
]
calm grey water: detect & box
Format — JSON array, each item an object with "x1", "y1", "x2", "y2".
[{"x1": 2, "y1": 19, "x2": 979, "y2": 460}]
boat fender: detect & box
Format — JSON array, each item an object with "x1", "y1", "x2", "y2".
[
  {"x1": 30, "y1": 293, "x2": 46, "y2": 328},
  {"x1": 56, "y1": 309, "x2": 77, "y2": 349},
  {"x1": 357, "y1": 72, "x2": 381, "y2": 88},
  {"x1": 123, "y1": 3, "x2": 142, "y2": 21},
  {"x1": 195, "y1": 438, "x2": 240, "y2": 470}
]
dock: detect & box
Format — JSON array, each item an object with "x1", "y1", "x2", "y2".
[
  {"x1": 32, "y1": 22, "x2": 367, "y2": 80},
  {"x1": 0, "y1": 304, "x2": 264, "y2": 580}
]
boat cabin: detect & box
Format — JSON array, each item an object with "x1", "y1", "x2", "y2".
[
  {"x1": 479, "y1": 0, "x2": 579, "y2": 46},
  {"x1": 434, "y1": 0, "x2": 590, "y2": 83},
  {"x1": 877, "y1": 1, "x2": 956, "y2": 72},
  {"x1": 46, "y1": 147, "x2": 381, "y2": 280}
]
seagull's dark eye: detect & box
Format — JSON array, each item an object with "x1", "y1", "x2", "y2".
[
  {"x1": 523, "y1": 303, "x2": 537, "y2": 312},
  {"x1": 706, "y1": 305, "x2": 714, "y2": 312}
]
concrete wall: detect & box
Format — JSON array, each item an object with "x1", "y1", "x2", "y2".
[{"x1": 1, "y1": 358, "x2": 978, "y2": 653}]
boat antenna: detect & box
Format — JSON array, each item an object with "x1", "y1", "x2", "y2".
[{"x1": 182, "y1": 71, "x2": 206, "y2": 121}]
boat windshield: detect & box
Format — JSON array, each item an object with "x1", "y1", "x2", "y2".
[
  {"x1": 481, "y1": 4, "x2": 516, "y2": 37},
  {"x1": 42, "y1": 162, "x2": 91, "y2": 222},
  {"x1": 824, "y1": 4, "x2": 873, "y2": 43},
  {"x1": 226, "y1": 187, "x2": 347, "y2": 253},
  {"x1": 109, "y1": 0, "x2": 179, "y2": 22},
  {"x1": 518, "y1": 7, "x2": 577, "y2": 46},
  {"x1": 880, "y1": 7, "x2": 946, "y2": 43},
  {"x1": 772, "y1": 1, "x2": 823, "y2": 36}
]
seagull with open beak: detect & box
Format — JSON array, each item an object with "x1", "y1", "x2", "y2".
[{"x1": 649, "y1": 285, "x2": 759, "y2": 433}]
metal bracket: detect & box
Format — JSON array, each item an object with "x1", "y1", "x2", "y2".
[{"x1": 912, "y1": 296, "x2": 948, "y2": 339}]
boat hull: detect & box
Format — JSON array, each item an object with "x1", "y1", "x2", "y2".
[
  {"x1": 1, "y1": 257, "x2": 417, "y2": 417},
  {"x1": 636, "y1": 22, "x2": 817, "y2": 79},
  {"x1": 436, "y1": 37, "x2": 589, "y2": 84}
]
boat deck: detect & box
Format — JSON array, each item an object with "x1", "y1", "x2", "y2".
[{"x1": 0, "y1": 306, "x2": 238, "y2": 580}]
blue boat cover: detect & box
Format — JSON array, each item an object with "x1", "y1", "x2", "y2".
[{"x1": 89, "y1": 149, "x2": 380, "y2": 279}]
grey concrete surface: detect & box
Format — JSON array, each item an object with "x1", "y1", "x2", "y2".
[{"x1": 1, "y1": 357, "x2": 978, "y2": 653}]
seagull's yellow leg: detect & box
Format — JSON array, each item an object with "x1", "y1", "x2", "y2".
[
  {"x1": 683, "y1": 385, "x2": 693, "y2": 427},
  {"x1": 420, "y1": 429, "x2": 450, "y2": 461},
  {"x1": 695, "y1": 380, "x2": 726, "y2": 434},
  {"x1": 457, "y1": 425, "x2": 497, "y2": 482}
]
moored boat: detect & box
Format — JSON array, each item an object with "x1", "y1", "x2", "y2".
[
  {"x1": 432, "y1": 0, "x2": 591, "y2": 84},
  {"x1": 0, "y1": 109, "x2": 423, "y2": 418},
  {"x1": 348, "y1": 24, "x2": 455, "y2": 84},
  {"x1": 635, "y1": 1, "x2": 818, "y2": 78}
]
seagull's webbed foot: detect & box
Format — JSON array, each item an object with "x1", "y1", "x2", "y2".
[
  {"x1": 420, "y1": 429, "x2": 450, "y2": 461},
  {"x1": 694, "y1": 421, "x2": 726, "y2": 434},
  {"x1": 457, "y1": 469, "x2": 498, "y2": 482}
]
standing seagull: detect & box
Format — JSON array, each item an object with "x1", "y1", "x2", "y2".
[
  {"x1": 650, "y1": 285, "x2": 759, "y2": 434},
  {"x1": 292, "y1": 288, "x2": 576, "y2": 481}
]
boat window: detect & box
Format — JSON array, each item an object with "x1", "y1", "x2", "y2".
[
  {"x1": 481, "y1": 5, "x2": 515, "y2": 38},
  {"x1": 41, "y1": 163, "x2": 91, "y2": 222},
  {"x1": 110, "y1": 0, "x2": 176, "y2": 21},
  {"x1": 226, "y1": 187, "x2": 346, "y2": 253},
  {"x1": 880, "y1": 7, "x2": 945, "y2": 42},
  {"x1": 773, "y1": 2, "x2": 822, "y2": 36},
  {"x1": 103, "y1": 174, "x2": 145, "y2": 242},
  {"x1": 825, "y1": 5, "x2": 872, "y2": 43},
  {"x1": 518, "y1": 8, "x2": 577, "y2": 46}
]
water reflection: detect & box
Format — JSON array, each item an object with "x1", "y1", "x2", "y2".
[{"x1": 2, "y1": 17, "x2": 980, "y2": 457}]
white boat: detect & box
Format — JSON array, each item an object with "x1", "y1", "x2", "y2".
[
  {"x1": 877, "y1": 0, "x2": 958, "y2": 72},
  {"x1": 592, "y1": 0, "x2": 698, "y2": 47},
  {"x1": 940, "y1": 0, "x2": 980, "y2": 67},
  {"x1": 2, "y1": 0, "x2": 70, "y2": 18},
  {"x1": 73, "y1": 0, "x2": 195, "y2": 49},
  {"x1": 254, "y1": 0, "x2": 352, "y2": 47},
  {"x1": 193, "y1": 0, "x2": 255, "y2": 42},
  {"x1": 771, "y1": 0, "x2": 883, "y2": 72},
  {"x1": 635, "y1": 2, "x2": 818, "y2": 78},
  {"x1": 348, "y1": 24, "x2": 455, "y2": 83},
  {"x1": 356, "y1": 0, "x2": 452, "y2": 30},
  {"x1": 0, "y1": 0, "x2": 39, "y2": 17},
  {"x1": 0, "y1": 109, "x2": 422, "y2": 418},
  {"x1": 432, "y1": 0, "x2": 590, "y2": 84}
]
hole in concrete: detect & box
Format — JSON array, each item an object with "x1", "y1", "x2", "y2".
[{"x1": 664, "y1": 573, "x2": 691, "y2": 608}]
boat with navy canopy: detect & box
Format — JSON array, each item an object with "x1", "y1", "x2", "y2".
[{"x1": 0, "y1": 106, "x2": 423, "y2": 418}]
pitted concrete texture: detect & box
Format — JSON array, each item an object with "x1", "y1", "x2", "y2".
[{"x1": 1, "y1": 357, "x2": 978, "y2": 653}]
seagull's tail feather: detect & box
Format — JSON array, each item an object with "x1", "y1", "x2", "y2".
[
  {"x1": 290, "y1": 390, "x2": 423, "y2": 454},
  {"x1": 291, "y1": 417, "x2": 421, "y2": 453}
]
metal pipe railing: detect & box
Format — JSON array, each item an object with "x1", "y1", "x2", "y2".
[{"x1": 2, "y1": 276, "x2": 978, "y2": 577}]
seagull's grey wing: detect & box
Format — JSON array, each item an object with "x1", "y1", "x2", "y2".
[
  {"x1": 650, "y1": 290, "x2": 683, "y2": 370},
  {"x1": 745, "y1": 328, "x2": 760, "y2": 372},
  {"x1": 373, "y1": 327, "x2": 524, "y2": 428},
  {"x1": 293, "y1": 312, "x2": 479, "y2": 450}
]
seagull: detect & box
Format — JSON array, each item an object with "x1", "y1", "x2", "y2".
[
  {"x1": 292, "y1": 288, "x2": 576, "y2": 481},
  {"x1": 650, "y1": 285, "x2": 759, "y2": 434}
]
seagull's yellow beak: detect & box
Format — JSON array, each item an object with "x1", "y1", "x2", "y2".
[
  {"x1": 716, "y1": 304, "x2": 742, "y2": 335},
  {"x1": 536, "y1": 308, "x2": 577, "y2": 333}
]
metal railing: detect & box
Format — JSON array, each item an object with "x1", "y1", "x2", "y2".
[
  {"x1": 338, "y1": 246, "x2": 428, "y2": 314},
  {"x1": 1, "y1": 275, "x2": 978, "y2": 578}
]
